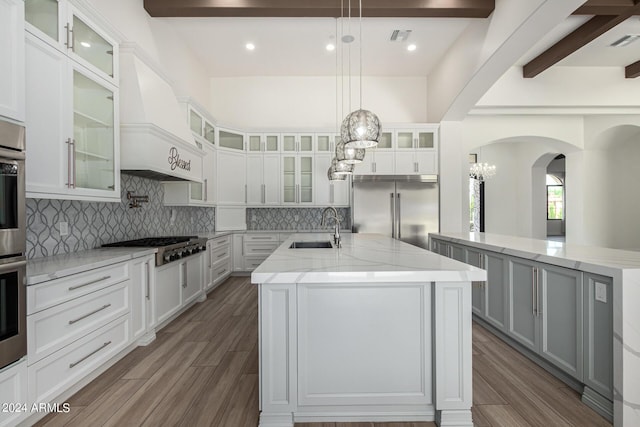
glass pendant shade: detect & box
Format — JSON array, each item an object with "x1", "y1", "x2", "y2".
[
  {"x1": 335, "y1": 141, "x2": 365, "y2": 164},
  {"x1": 341, "y1": 109, "x2": 381, "y2": 149},
  {"x1": 327, "y1": 166, "x2": 347, "y2": 181},
  {"x1": 330, "y1": 157, "x2": 354, "y2": 175}
]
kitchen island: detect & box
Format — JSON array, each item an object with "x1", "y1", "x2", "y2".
[{"x1": 251, "y1": 233, "x2": 486, "y2": 427}]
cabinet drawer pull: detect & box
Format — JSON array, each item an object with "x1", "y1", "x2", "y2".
[
  {"x1": 250, "y1": 248, "x2": 273, "y2": 252},
  {"x1": 69, "y1": 341, "x2": 112, "y2": 369},
  {"x1": 250, "y1": 236, "x2": 274, "y2": 240},
  {"x1": 217, "y1": 268, "x2": 227, "y2": 276},
  {"x1": 68, "y1": 275, "x2": 111, "y2": 291},
  {"x1": 68, "y1": 304, "x2": 112, "y2": 325},
  {"x1": 217, "y1": 252, "x2": 227, "y2": 258}
]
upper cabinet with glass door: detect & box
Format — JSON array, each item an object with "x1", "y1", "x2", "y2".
[
  {"x1": 395, "y1": 127, "x2": 437, "y2": 151},
  {"x1": 282, "y1": 133, "x2": 314, "y2": 153},
  {"x1": 25, "y1": 0, "x2": 117, "y2": 84},
  {"x1": 218, "y1": 128, "x2": 245, "y2": 151},
  {"x1": 187, "y1": 104, "x2": 215, "y2": 146},
  {"x1": 248, "y1": 133, "x2": 279, "y2": 152}
]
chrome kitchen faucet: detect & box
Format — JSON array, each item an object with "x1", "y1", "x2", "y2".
[{"x1": 321, "y1": 206, "x2": 341, "y2": 248}]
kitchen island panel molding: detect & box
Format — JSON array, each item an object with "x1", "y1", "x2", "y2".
[
  {"x1": 430, "y1": 232, "x2": 640, "y2": 427},
  {"x1": 253, "y1": 233, "x2": 485, "y2": 426}
]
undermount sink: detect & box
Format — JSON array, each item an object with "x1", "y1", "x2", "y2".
[{"x1": 289, "y1": 241, "x2": 333, "y2": 249}]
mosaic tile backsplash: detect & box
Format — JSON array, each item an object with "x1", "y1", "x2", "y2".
[
  {"x1": 26, "y1": 174, "x2": 216, "y2": 259},
  {"x1": 246, "y1": 207, "x2": 351, "y2": 231},
  {"x1": 25, "y1": 173, "x2": 352, "y2": 259}
]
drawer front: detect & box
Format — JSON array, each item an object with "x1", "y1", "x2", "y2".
[
  {"x1": 28, "y1": 281, "x2": 130, "y2": 364},
  {"x1": 212, "y1": 258, "x2": 232, "y2": 285},
  {"x1": 244, "y1": 242, "x2": 278, "y2": 256},
  {"x1": 210, "y1": 244, "x2": 231, "y2": 265},
  {"x1": 244, "y1": 234, "x2": 278, "y2": 243},
  {"x1": 28, "y1": 262, "x2": 129, "y2": 314},
  {"x1": 209, "y1": 235, "x2": 231, "y2": 248},
  {"x1": 28, "y1": 316, "x2": 130, "y2": 404},
  {"x1": 244, "y1": 255, "x2": 268, "y2": 271}
]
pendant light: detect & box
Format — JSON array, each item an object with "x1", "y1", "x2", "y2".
[
  {"x1": 335, "y1": 140, "x2": 364, "y2": 164},
  {"x1": 341, "y1": 0, "x2": 381, "y2": 149},
  {"x1": 327, "y1": 167, "x2": 347, "y2": 181},
  {"x1": 330, "y1": 157, "x2": 354, "y2": 175}
]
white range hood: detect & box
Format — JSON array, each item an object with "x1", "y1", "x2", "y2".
[{"x1": 119, "y1": 43, "x2": 203, "y2": 182}]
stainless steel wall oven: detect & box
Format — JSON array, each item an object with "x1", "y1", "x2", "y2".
[{"x1": 0, "y1": 119, "x2": 26, "y2": 369}]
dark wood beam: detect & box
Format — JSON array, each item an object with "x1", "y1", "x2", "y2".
[
  {"x1": 573, "y1": 0, "x2": 639, "y2": 15},
  {"x1": 143, "y1": 0, "x2": 495, "y2": 18},
  {"x1": 523, "y1": 4, "x2": 640, "y2": 78},
  {"x1": 626, "y1": 59, "x2": 640, "y2": 78}
]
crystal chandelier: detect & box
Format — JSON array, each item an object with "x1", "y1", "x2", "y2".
[
  {"x1": 341, "y1": 0, "x2": 381, "y2": 149},
  {"x1": 469, "y1": 163, "x2": 496, "y2": 181}
]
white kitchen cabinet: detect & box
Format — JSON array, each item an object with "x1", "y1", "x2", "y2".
[
  {"x1": 282, "y1": 154, "x2": 314, "y2": 205},
  {"x1": 315, "y1": 133, "x2": 337, "y2": 153},
  {"x1": 0, "y1": 359, "x2": 28, "y2": 427},
  {"x1": 207, "y1": 235, "x2": 232, "y2": 291},
  {"x1": 217, "y1": 149, "x2": 247, "y2": 205},
  {"x1": 314, "y1": 153, "x2": 350, "y2": 206},
  {"x1": 154, "y1": 262, "x2": 182, "y2": 326},
  {"x1": 25, "y1": 0, "x2": 117, "y2": 85},
  {"x1": 218, "y1": 127, "x2": 245, "y2": 151},
  {"x1": 243, "y1": 233, "x2": 278, "y2": 271},
  {"x1": 233, "y1": 234, "x2": 245, "y2": 272},
  {"x1": 247, "y1": 153, "x2": 280, "y2": 206},
  {"x1": 248, "y1": 133, "x2": 279, "y2": 152},
  {"x1": 25, "y1": 16, "x2": 120, "y2": 202},
  {"x1": 130, "y1": 255, "x2": 155, "y2": 345},
  {"x1": 0, "y1": 0, "x2": 25, "y2": 122},
  {"x1": 394, "y1": 128, "x2": 438, "y2": 175},
  {"x1": 182, "y1": 254, "x2": 203, "y2": 306},
  {"x1": 282, "y1": 133, "x2": 314, "y2": 153},
  {"x1": 354, "y1": 149, "x2": 394, "y2": 175}
]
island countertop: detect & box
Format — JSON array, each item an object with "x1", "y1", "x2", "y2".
[{"x1": 251, "y1": 232, "x2": 487, "y2": 284}]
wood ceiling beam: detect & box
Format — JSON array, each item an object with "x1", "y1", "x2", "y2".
[
  {"x1": 523, "y1": 3, "x2": 640, "y2": 78},
  {"x1": 573, "y1": 0, "x2": 640, "y2": 15},
  {"x1": 143, "y1": 0, "x2": 495, "y2": 18},
  {"x1": 626, "y1": 59, "x2": 640, "y2": 78}
]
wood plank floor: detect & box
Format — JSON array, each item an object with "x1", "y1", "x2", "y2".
[{"x1": 35, "y1": 276, "x2": 611, "y2": 427}]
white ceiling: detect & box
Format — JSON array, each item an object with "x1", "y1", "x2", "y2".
[
  {"x1": 160, "y1": 17, "x2": 473, "y2": 77},
  {"x1": 162, "y1": 14, "x2": 640, "y2": 78}
]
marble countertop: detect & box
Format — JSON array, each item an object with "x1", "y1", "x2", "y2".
[
  {"x1": 27, "y1": 247, "x2": 157, "y2": 286},
  {"x1": 197, "y1": 229, "x2": 351, "y2": 239},
  {"x1": 431, "y1": 232, "x2": 640, "y2": 276},
  {"x1": 251, "y1": 233, "x2": 487, "y2": 284}
]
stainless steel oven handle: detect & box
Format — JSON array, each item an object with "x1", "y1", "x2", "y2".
[
  {"x1": 68, "y1": 304, "x2": 111, "y2": 325},
  {"x1": 0, "y1": 260, "x2": 27, "y2": 271},
  {"x1": 0, "y1": 147, "x2": 25, "y2": 160},
  {"x1": 68, "y1": 275, "x2": 111, "y2": 291},
  {"x1": 69, "y1": 341, "x2": 111, "y2": 368}
]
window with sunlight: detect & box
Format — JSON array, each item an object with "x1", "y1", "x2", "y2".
[{"x1": 547, "y1": 174, "x2": 564, "y2": 220}]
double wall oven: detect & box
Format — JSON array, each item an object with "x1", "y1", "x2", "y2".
[{"x1": 0, "y1": 119, "x2": 26, "y2": 370}]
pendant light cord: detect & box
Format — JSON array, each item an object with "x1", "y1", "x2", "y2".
[{"x1": 359, "y1": 0, "x2": 362, "y2": 110}]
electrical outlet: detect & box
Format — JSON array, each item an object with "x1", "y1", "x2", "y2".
[
  {"x1": 59, "y1": 222, "x2": 69, "y2": 236},
  {"x1": 595, "y1": 281, "x2": 607, "y2": 303}
]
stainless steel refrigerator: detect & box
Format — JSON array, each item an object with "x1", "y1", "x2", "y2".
[{"x1": 352, "y1": 175, "x2": 439, "y2": 249}]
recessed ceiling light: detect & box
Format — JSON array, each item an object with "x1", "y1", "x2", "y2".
[
  {"x1": 245, "y1": 43, "x2": 255, "y2": 51},
  {"x1": 326, "y1": 43, "x2": 336, "y2": 51},
  {"x1": 407, "y1": 44, "x2": 417, "y2": 52},
  {"x1": 80, "y1": 41, "x2": 91, "y2": 48}
]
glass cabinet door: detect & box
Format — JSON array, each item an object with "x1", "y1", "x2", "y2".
[
  {"x1": 71, "y1": 13, "x2": 114, "y2": 78},
  {"x1": 219, "y1": 130, "x2": 244, "y2": 150},
  {"x1": 265, "y1": 135, "x2": 279, "y2": 151},
  {"x1": 316, "y1": 135, "x2": 331, "y2": 152},
  {"x1": 248, "y1": 135, "x2": 262, "y2": 152},
  {"x1": 300, "y1": 135, "x2": 313, "y2": 152},
  {"x1": 417, "y1": 132, "x2": 434, "y2": 149},
  {"x1": 397, "y1": 131, "x2": 414, "y2": 149},
  {"x1": 72, "y1": 70, "x2": 115, "y2": 191},
  {"x1": 283, "y1": 135, "x2": 296, "y2": 152},
  {"x1": 191, "y1": 183, "x2": 204, "y2": 201},
  {"x1": 190, "y1": 109, "x2": 203, "y2": 136},
  {"x1": 283, "y1": 156, "x2": 296, "y2": 203},
  {"x1": 378, "y1": 131, "x2": 393, "y2": 149},
  {"x1": 204, "y1": 122, "x2": 215, "y2": 144},
  {"x1": 25, "y1": 0, "x2": 61, "y2": 42},
  {"x1": 300, "y1": 156, "x2": 313, "y2": 203}
]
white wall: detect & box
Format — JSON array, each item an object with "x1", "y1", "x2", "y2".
[
  {"x1": 209, "y1": 76, "x2": 427, "y2": 129},
  {"x1": 84, "y1": 0, "x2": 211, "y2": 107}
]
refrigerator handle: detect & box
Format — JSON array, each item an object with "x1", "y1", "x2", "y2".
[
  {"x1": 390, "y1": 193, "x2": 395, "y2": 238},
  {"x1": 397, "y1": 193, "x2": 401, "y2": 240}
]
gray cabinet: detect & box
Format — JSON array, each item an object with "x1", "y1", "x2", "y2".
[
  {"x1": 508, "y1": 258, "x2": 583, "y2": 379},
  {"x1": 464, "y1": 246, "x2": 507, "y2": 329},
  {"x1": 465, "y1": 246, "x2": 485, "y2": 316},
  {"x1": 583, "y1": 273, "x2": 613, "y2": 401},
  {"x1": 432, "y1": 239, "x2": 464, "y2": 261}
]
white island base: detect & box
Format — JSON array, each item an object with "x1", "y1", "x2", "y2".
[{"x1": 252, "y1": 234, "x2": 486, "y2": 427}]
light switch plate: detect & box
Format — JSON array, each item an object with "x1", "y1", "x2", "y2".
[
  {"x1": 59, "y1": 222, "x2": 69, "y2": 236},
  {"x1": 595, "y1": 281, "x2": 607, "y2": 303}
]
